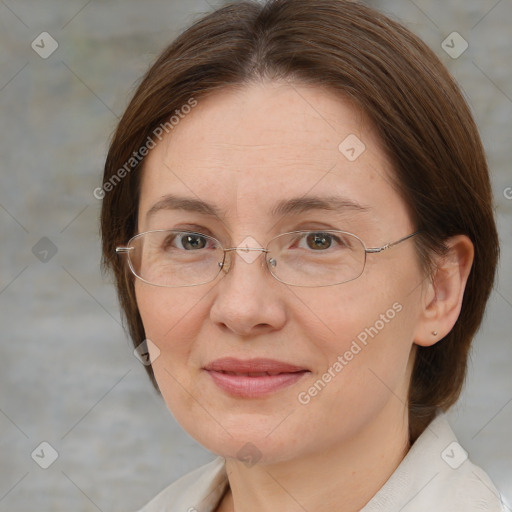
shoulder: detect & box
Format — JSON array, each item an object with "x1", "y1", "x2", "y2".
[
  {"x1": 136, "y1": 456, "x2": 228, "y2": 512},
  {"x1": 363, "y1": 412, "x2": 506, "y2": 512}
]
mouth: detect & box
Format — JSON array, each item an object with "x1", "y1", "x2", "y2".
[
  {"x1": 215, "y1": 370, "x2": 293, "y2": 376},
  {"x1": 203, "y1": 358, "x2": 310, "y2": 398}
]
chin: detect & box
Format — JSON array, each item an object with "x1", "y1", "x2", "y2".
[{"x1": 167, "y1": 401, "x2": 305, "y2": 464}]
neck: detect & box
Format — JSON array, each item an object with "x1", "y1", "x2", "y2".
[{"x1": 219, "y1": 403, "x2": 410, "y2": 512}]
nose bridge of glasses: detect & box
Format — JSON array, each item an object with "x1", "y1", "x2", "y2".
[
  {"x1": 219, "y1": 246, "x2": 270, "y2": 272},
  {"x1": 223, "y1": 246, "x2": 269, "y2": 254}
]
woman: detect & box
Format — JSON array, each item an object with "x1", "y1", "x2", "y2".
[{"x1": 100, "y1": 0, "x2": 504, "y2": 510}]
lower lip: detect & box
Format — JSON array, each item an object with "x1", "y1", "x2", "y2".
[{"x1": 205, "y1": 370, "x2": 308, "y2": 398}]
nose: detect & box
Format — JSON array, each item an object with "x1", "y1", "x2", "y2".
[{"x1": 209, "y1": 247, "x2": 287, "y2": 337}]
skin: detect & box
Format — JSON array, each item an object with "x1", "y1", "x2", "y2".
[{"x1": 134, "y1": 81, "x2": 473, "y2": 512}]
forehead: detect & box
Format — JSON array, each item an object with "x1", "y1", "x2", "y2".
[
  {"x1": 138, "y1": 81, "x2": 407, "y2": 230},
  {"x1": 147, "y1": 81, "x2": 378, "y2": 171}
]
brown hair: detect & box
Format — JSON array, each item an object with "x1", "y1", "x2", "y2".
[{"x1": 100, "y1": 0, "x2": 499, "y2": 441}]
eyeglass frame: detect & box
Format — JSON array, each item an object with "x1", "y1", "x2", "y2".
[{"x1": 115, "y1": 228, "x2": 421, "y2": 288}]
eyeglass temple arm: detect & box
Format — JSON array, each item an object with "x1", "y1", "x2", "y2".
[
  {"x1": 116, "y1": 246, "x2": 134, "y2": 253},
  {"x1": 365, "y1": 231, "x2": 421, "y2": 254}
]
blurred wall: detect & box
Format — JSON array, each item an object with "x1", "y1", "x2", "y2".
[{"x1": 0, "y1": 1, "x2": 510, "y2": 510}]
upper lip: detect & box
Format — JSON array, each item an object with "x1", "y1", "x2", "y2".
[{"x1": 203, "y1": 357, "x2": 308, "y2": 374}]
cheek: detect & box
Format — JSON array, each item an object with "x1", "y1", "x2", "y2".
[
  {"x1": 297, "y1": 264, "x2": 422, "y2": 396},
  {"x1": 136, "y1": 282, "x2": 202, "y2": 338},
  {"x1": 135, "y1": 284, "x2": 213, "y2": 424},
  {"x1": 289, "y1": 292, "x2": 416, "y2": 444},
  {"x1": 134, "y1": 283, "x2": 211, "y2": 375},
  {"x1": 293, "y1": 277, "x2": 414, "y2": 354}
]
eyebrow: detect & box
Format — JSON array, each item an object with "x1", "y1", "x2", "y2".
[
  {"x1": 145, "y1": 193, "x2": 370, "y2": 221},
  {"x1": 271, "y1": 195, "x2": 370, "y2": 217},
  {"x1": 146, "y1": 194, "x2": 223, "y2": 220}
]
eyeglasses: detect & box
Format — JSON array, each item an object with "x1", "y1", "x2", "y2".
[{"x1": 116, "y1": 229, "x2": 420, "y2": 288}]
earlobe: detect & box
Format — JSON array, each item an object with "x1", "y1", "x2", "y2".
[{"x1": 414, "y1": 235, "x2": 474, "y2": 347}]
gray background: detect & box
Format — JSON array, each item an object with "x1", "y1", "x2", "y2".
[{"x1": 0, "y1": 0, "x2": 510, "y2": 510}]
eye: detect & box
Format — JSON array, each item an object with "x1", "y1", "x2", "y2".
[
  {"x1": 295, "y1": 232, "x2": 346, "y2": 251},
  {"x1": 181, "y1": 233, "x2": 207, "y2": 250},
  {"x1": 305, "y1": 232, "x2": 332, "y2": 250},
  {"x1": 163, "y1": 232, "x2": 211, "y2": 251}
]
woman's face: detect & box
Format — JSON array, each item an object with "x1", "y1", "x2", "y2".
[{"x1": 135, "y1": 82, "x2": 427, "y2": 463}]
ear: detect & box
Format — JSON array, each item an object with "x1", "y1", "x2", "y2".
[{"x1": 414, "y1": 235, "x2": 474, "y2": 347}]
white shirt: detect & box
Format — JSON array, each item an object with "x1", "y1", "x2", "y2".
[{"x1": 138, "y1": 413, "x2": 506, "y2": 511}]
